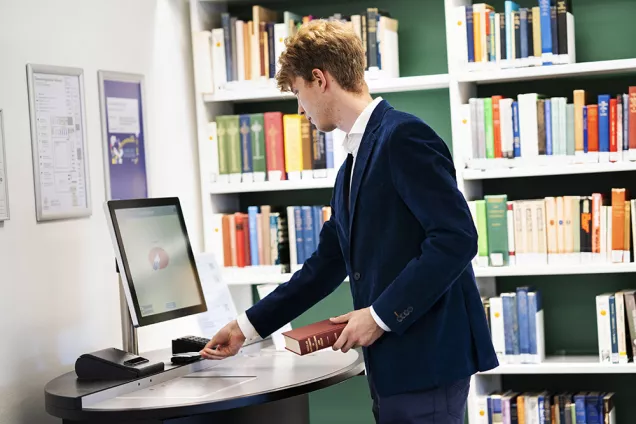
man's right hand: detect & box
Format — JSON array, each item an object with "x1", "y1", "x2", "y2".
[{"x1": 200, "y1": 320, "x2": 246, "y2": 360}]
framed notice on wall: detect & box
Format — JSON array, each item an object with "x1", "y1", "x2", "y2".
[
  {"x1": 26, "y1": 64, "x2": 92, "y2": 222},
  {"x1": 98, "y1": 71, "x2": 149, "y2": 201},
  {"x1": 0, "y1": 109, "x2": 9, "y2": 221}
]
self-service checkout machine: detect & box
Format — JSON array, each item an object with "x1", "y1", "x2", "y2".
[{"x1": 44, "y1": 197, "x2": 364, "y2": 423}]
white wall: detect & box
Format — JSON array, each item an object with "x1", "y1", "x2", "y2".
[{"x1": 0, "y1": 0, "x2": 203, "y2": 422}]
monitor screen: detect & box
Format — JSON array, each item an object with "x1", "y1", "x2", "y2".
[{"x1": 105, "y1": 197, "x2": 207, "y2": 327}]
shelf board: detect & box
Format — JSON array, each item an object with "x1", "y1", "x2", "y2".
[
  {"x1": 473, "y1": 262, "x2": 636, "y2": 277},
  {"x1": 462, "y1": 161, "x2": 636, "y2": 180},
  {"x1": 203, "y1": 74, "x2": 450, "y2": 103},
  {"x1": 210, "y1": 176, "x2": 335, "y2": 194},
  {"x1": 480, "y1": 356, "x2": 636, "y2": 374},
  {"x1": 456, "y1": 58, "x2": 636, "y2": 84}
]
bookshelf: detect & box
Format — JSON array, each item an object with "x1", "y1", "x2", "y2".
[{"x1": 188, "y1": 0, "x2": 636, "y2": 422}]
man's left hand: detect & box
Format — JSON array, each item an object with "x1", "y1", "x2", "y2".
[{"x1": 330, "y1": 307, "x2": 385, "y2": 353}]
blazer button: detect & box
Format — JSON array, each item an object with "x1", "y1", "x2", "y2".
[{"x1": 353, "y1": 272, "x2": 361, "y2": 281}]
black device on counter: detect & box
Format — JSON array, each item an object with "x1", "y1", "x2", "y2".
[
  {"x1": 75, "y1": 347, "x2": 165, "y2": 380},
  {"x1": 171, "y1": 352, "x2": 202, "y2": 364},
  {"x1": 172, "y1": 335, "x2": 211, "y2": 354}
]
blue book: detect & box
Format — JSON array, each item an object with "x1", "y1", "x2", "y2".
[
  {"x1": 585, "y1": 393, "x2": 603, "y2": 424},
  {"x1": 239, "y1": 115, "x2": 253, "y2": 174},
  {"x1": 491, "y1": 396, "x2": 502, "y2": 423},
  {"x1": 505, "y1": 1, "x2": 519, "y2": 61},
  {"x1": 466, "y1": 5, "x2": 475, "y2": 63},
  {"x1": 512, "y1": 101, "x2": 521, "y2": 157},
  {"x1": 574, "y1": 393, "x2": 587, "y2": 424},
  {"x1": 294, "y1": 207, "x2": 305, "y2": 264},
  {"x1": 325, "y1": 132, "x2": 334, "y2": 170},
  {"x1": 489, "y1": 12, "x2": 496, "y2": 62},
  {"x1": 519, "y1": 9, "x2": 528, "y2": 59},
  {"x1": 583, "y1": 106, "x2": 588, "y2": 153},
  {"x1": 539, "y1": 0, "x2": 552, "y2": 58},
  {"x1": 538, "y1": 394, "x2": 545, "y2": 424},
  {"x1": 301, "y1": 206, "x2": 314, "y2": 262},
  {"x1": 221, "y1": 13, "x2": 233, "y2": 81},
  {"x1": 598, "y1": 95, "x2": 610, "y2": 154},
  {"x1": 312, "y1": 206, "x2": 322, "y2": 252},
  {"x1": 502, "y1": 293, "x2": 519, "y2": 358},
  {"x1": 516, "y1": 287, "x2": 530, "y2": 360},
  {"x1": 623, "y1": 94, "x2": 630, "y2": 152},
  {"x1": 247, "y1": 206, "x2": 260, "y2": 266},
  {"x1": 528, "y1": 291, "x2": 542, "y2": 362},
  {"x1": 545, "y1": 99, "x2": 552, "y2": 155}
]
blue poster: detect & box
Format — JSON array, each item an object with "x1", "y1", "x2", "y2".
[{"x1": 103, "y1": 78, "x2": 148, "y2": 199}]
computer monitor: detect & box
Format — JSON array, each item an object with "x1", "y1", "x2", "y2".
[{"x1": 104, "y1": 197, "x2": 207, "y2": 327}]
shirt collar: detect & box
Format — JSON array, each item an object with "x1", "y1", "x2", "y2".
[{"x1": 342, "y1": 96, "x2": 383, "y2": 156}]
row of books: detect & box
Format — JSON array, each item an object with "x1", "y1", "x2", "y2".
[
  {"x1": 208, "y1": 113, "x2": 348, "y2": 184},
  {"x1": 461, "y1": 88, "x2": 636, "y2": 170},
  {"x1": 477, "y1": 391, "x2": 615, "y2": 424},
  {"x1": 215, "y1": 205, "x2": 331, "y2": 270},
  {"x1": 193, "y1": 6, "x2": 399, "y2": 94},
  {"x1": 468, "y1": 191, "x2": 636, "y2": 268},
  {"x1": 482, "y1": 287, "x2": 545, "y2": 364},
  {"x1": 595, "y1": 291, "x2": 636, "y2": 365},
  {"x1": 453, "y1": 1, "x2": 575, "y2": 73}
]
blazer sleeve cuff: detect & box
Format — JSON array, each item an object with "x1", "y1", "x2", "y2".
[
  {"x1": 237, "y1": 312, "x2": 262, "y2": 343},
  {"x1": 370, "y1": 305, "x2": 391, "y2": 332}
]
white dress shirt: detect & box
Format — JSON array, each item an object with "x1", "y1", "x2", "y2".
[{"x1": 237, "y1": 96, "x2": 390, "y2": 343}]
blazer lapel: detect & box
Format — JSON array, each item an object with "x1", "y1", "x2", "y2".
[{"x1": 348, "y1": 131, "x2": 376, "y2": 242}]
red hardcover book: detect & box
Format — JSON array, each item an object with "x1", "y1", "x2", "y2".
[
  {"x1": 587, "y1": 105, "x2": 599, "y2": 154},
  {"x1": 282, "y1": 319, "x2": 346, "y2": 355},
  {"x1": 234, "y1": 213, "x2": 250, "y2": 267},
  {"x1": 610, "y1": 98, "x2": 617, "y2": 161},
  {"x1": 630, "y1": 87, "x2": 636, "y2": 152},
  {"x1": 264, "y1": 112, "x2": 286, "y2": 180},
  {"x1": 492, "y1": 95, "x2": 503, "y2": 158}
]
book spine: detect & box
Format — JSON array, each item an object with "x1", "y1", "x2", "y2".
[
  {"x1": 222, "y1": 13, "x2": 234, "y2": 82},
  {"x1": 574, "y1": 90, "x2": 585, "y2": 157},
  {"x1": 550, "y1": 5, "x2": 558, "y2": 58},
  {"x1": 264, "y1": 112, "x2": 286, "y2": 179},
  {"x1": 500, "y1": 12, "x2": 506, "y2": 61},
  {"x1": 580, "y1": 197, "x2": 592, "y2": 254},
  {"x1": 513, "y1": 11, "x2": 521, "y2": 59},
  {"x1": 532, "y1": 7, "x2": 542, "y2": 58},
  {"x1": 527, "y1": 8, "x2": 534, "y2": 59},
  {"x1": 294, "y1": 207, "x2": 304, "y2": 264},
  {"x1": 283, "y1": 115, "x2": 303, "y2": 174},
  {"x1": 486, "y1": 195, "x2": 509, "y2": 266},
  {"x1": 239, "y1": 115, "x2": 254, "y2": 175},
  {"x1": 537, "y1": 99, "x2": 546, "y2": 155},
  {"x1": 477, "y1": 200, "x2": 489, "y2": 265},
  {"x1": 301, "y1": 206, "x2": 314, "y2": 261},
  {"x1": 267, "y1": 23, "x2": 275, "y2": 79},
  {"x1": 610, "y1": 98, "x2": 618, "y2": 161},
  {"x1": 226, "y1": 115, "x2": 242, "y2": 175},
  {"x1": 517, "y1": 287, "x2": 530, "y2": 361},
  {"x1": 520, "y1": 9, "x2": 528, "y2": 59},
  {"x1": 630, "y1": 87, "x2": 636, "y2": 156},
  {"x1": 493, "y1": 96, "x2": 503, "y2": 158},
  {"x1": 216, "y1": 116, "x2": 229, "y2": 177},
  {"x1": 615, "y1": 292, "x2": 628, "y2": 363},
  {"x1": 610, "y1": 294, "x2": 619, "y2": 363},
  {"x1": 582, "y1": 105, "x2": 588, "y2": 155},
  {"x1": 587, "y1": 105, "x2": 599, "y2": 155},
  {"x1": 598, "y1": 95, "x2": 610, "y2": 158},
  {"x1": 250, "y1": 113, "x2": 266, "y2": 175},
  {"x1": 623, "y1": 93, "x2": 630, "y2": 155},
  {"x1": 513, "y1": 101, "x2": 521, "y2": 157},
  {"x1": 466, "y1": 6, "x2": 475, "y2": 63},
  {"x1": 295, "y1": 327, "x2": 346, "y2": 355},
  {"x1": 557, "y1": 0, "x2": 568, "y2": 54},
  {"x1": 611, "y1": 188, "x2": 626, "y2": 261},
  {"x1": 539, "y1": 0, "x2": 552, "y2": 58},
  {"x1": 484, "y1": 98, "x2": 494, "y2": 158},
  {"x1": 545, "y1": 99, "x2": 552, "y2": 156},
  {"x1": 366, "y1": 8, "x2": 378, "y2": 68}
]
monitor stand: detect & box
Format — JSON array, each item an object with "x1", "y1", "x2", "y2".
[{"x1": 116, "y1": 260, "x2": 139, "y2": 355}]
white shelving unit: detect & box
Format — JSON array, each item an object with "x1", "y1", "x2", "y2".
[{"x1": 188, "y1": 0, "x2": 636, "y2": 422}]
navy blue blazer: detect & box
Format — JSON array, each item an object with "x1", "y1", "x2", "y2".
[{"x1": 245, "y1": 100, "x2": 499, "y2": 397}]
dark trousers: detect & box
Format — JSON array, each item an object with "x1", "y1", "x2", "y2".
[{"x1": 369, "y1": 375, "x2": 470, "y2": 424}]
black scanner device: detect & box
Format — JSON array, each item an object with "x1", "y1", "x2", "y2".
[{"x1": 75, "y1": 347, "x2": 165, "y2": 381}]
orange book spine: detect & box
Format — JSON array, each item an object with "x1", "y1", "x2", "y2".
[
  {"x1": 592, "y1": 193, "x2": 603, "y2": 255},
  {"x1": 517, "y1": 396, "x2": 525, "y2": 424},
  {"x1": 587, "y1": 105, "x2": 599, "y2": 153},
  {"x1": 222, "y1": 215, "x2": 232, "y2": 267},
  {"x1": 611, "y1": 189, "x2": 626, "y2": 261},
  {"x1": 492, "y1": 95, "x2": 503, "y2": 158},
  {"x1": 234, "y1": 213, "x2": 246, "y2": 267},
  {"x1": 610, "y1": 98, "x2": 618, "y2": 160}
]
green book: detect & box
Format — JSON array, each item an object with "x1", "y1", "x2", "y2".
[
  {"x1": 476, "y1": 200, "x2": 489, "y2": 266},
  {"x1": 485, "y1": 194, "x2": 509, "y2": 266},
  {"x1": 250, "y1": 113, "x2": 266, "y2": 175},
  {"x1": 226, "y1": 115, "x2": 242, "y2": 175},
  {"x1": 215, "y1": 115, "x2": 229, "y2": 177},
  {"x1": 483, "y1": 98, "x2": 494, "y2": 159}
]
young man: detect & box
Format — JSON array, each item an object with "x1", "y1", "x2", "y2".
[{"x1": 201, "y1": 19, "x2": 498, "y2": 423}]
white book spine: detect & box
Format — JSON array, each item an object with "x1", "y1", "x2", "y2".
[
  {"x1": 211, "y1": 28, "x2": 227, "y2": 90},
  {"x1": 596, "y1": 294, "x2": 611, "y2": 363},
  {"x1": 607, "y1": 206, "x2": 613, "y2": 263},
  {"x1": 507, "y1": 202, "x2": 516, "y2": 266},
  {"x1": 286, "y1": 206, "x2": 297, "y2": 267},
  {"x1": 192, "y1": 31, "x2": 214, "y2": 94},
  {"x1": 274, "y1": 23, "x2": 288, "y2": 76},
  {"x1": 490, "y1": 297, "x2": 506, "y2": 362},
  {"x1": 615, "y1": 291, "x2": 628, "y2": 363}
]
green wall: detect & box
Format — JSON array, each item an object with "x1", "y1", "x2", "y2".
[{"x1": 226, "y1": 0, "x2": 636, "y2": 422}]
